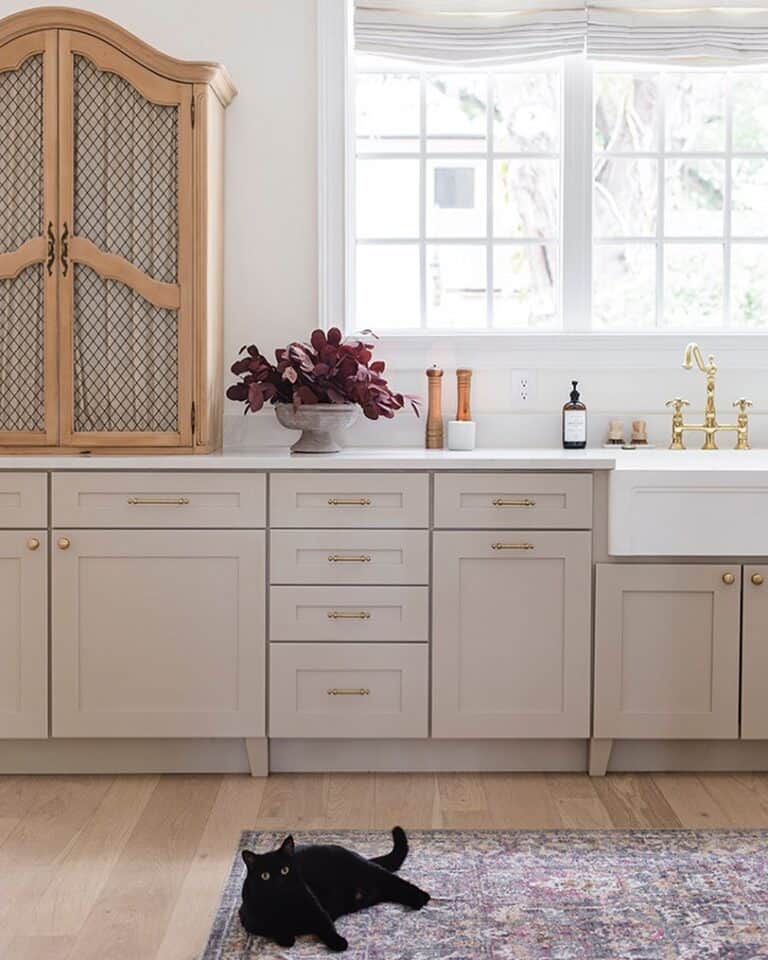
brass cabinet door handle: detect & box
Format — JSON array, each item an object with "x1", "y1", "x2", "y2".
[
  {"x1": 127, "y1": 497, "x2": 190, "y2": 506},
  {"x1": 752, "y1": 573, "x2": 764, "y2": 586},
  {"x1": 60, "y1": 222, "x2": 69, "y2": 276},
  {"x1": 27, "y1": 537, "x2": 40, "y2": 551},
  {"x1": 722, "y1": 572, "x2": 736, "y2": 585},
  {"x1": 492, "y1": 498, "x2": 536, "y2": 507},
  {"x1": 491, "y1": 543, "x2": 534, "y2": 551},
  {"x1": 328, "y1": 498, "x2": 371, "y2": 506},
  {"x1": 46, "y1": 221, "x2": 55, "y2": 276},
  {"x1": 327, "y1": 610, "x2": 371, "y2": 620},
  {"x1": 57, "y1": 537, "x2": 71, "y2": 550},
  {"x1": 327, "y1": 555, "x2": 371, "y2": 563},
  {"x1": 327, "y1": 688, "x2": 370, "y2": 696}
]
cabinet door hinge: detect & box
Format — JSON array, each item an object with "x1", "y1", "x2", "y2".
[
  {"x1": 191, "y1": 401, "x2": 196, "y2": 435},
  {"x1": 191, "y1": 97, "x2": 196, "y2": 128}
]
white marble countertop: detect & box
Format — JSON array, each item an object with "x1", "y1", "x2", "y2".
[{"x1": 0, "y1": 446, "x2": 617, "y2": 471}]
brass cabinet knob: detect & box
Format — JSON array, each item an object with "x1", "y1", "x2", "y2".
[
  {"x1": 752, "y1": 573, "x2": 765, "y2": 586},
  {"x1": 26, "y1": 538, "x2": 40, "y2": 551},
  {"x1": 722, "y1": 572, "x2": 736, "y2": 585},
  {"x1": 57, "y1": 537, "x2": 71, "y2": 550}
]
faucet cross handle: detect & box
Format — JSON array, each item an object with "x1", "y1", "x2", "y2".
[
  {"x1": 733, "y1": 398, "x2": 753, "y2": 412},
  {"x1": 665, "y1": 397, "x2": 690, "y2": 412}
]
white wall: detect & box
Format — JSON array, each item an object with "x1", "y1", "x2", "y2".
[{"x1": 7, "y1": 0, "x2": 768, "y2": 450}]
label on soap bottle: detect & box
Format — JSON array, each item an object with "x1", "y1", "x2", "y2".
[{"x1": 563, "y1": 410, "x2": 586, "y2": 443}]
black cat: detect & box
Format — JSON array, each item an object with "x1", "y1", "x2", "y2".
[{"x1": 239, "y1": 826, "x2": 430, "y2": 952}]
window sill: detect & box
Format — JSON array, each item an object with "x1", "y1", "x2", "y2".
[{"x1": 349, "y1": 329, "x2": 768, "y2": 369}]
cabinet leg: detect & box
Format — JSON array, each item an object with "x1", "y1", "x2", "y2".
[
  {"x1": 245, "y1": 738, "x2": 269, "y2": 777},
  {"x1": 588, "y1": 738, "x2": 613, "y2": 777}
]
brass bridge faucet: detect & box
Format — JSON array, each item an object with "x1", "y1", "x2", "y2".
[{"x1": 666, "y1": 342, "x2": 751, "y2": 450}]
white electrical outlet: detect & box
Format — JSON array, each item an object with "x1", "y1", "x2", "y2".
[{"x1": 510, "y1": 370, "x2": 537, "y2": 408}]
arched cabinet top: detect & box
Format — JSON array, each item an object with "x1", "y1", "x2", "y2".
[{"x1": 0, "y1": 6, "x2": 237, "y2": 106}]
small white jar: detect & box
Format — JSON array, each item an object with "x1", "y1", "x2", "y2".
[{"x1": 447, "y1": 420, "x2": 476, "y2": 451}]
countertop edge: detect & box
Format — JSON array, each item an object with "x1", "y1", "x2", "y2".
[{"x1": 0, "y1": 447, "x2": 618, "y2": 471}]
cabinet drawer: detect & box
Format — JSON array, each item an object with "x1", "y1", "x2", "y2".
[
  {"x1": 270, "y1": 531, "x2": 429, "y2": 585},
  {"x1": 269, "y1": 643, "x2": 428, "y2": 738},
  {"x1": 0, "y1": 474, "x2": 46, "y2": 528},
  {"x1": 52, "y1": 472, "x2": 265, "y2": 528},
  {"x1": 434, "y1": 473, "x2": 592, "y2": 529},
  {"x1": 270, "y1": 473, "x2": 429, "y2": 528},
  {"x1": 270, "y1": 586, "x2": 428, "y2": 644}
]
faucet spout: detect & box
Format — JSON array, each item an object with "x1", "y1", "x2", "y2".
[{"x1": 683, "y1": 342, "x2": 714, "y2": 375}]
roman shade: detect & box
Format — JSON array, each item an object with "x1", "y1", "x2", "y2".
[
  {"x1": 353, "y1": 1, "x2": 587, "y2": 65},
  {"x1": 587, "y1": 1, "x2": 768, "y2": 64}
]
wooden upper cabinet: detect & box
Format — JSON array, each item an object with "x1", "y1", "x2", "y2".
[
  {"x1": 0, "y1": 30, "x2": 58, "y2": 445},
  {"x1": 0, "y1": 9, "x2": 236, "y2": 452}
]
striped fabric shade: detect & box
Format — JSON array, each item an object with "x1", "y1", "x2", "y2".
[
  {"x1": 587, "y1": 1, "x2": 768, "y2": 64},
  {"x1": 353, "y1": 0, "x2": 587, "y2": 65}
]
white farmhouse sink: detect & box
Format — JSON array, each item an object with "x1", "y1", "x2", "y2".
[{"x1": 609, "y1": 449, "x2": 768, "y2": 556}]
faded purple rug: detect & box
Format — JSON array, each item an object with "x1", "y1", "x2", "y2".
[{"x1": 202, "y1": 830, "x2": 768, "y2": 959}]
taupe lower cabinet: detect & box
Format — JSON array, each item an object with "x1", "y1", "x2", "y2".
[
  {"x1": 0, "y1": 8, "x2": 236, "y2": 452},
  {"x1": 432, "y1": 530, "x2": 592, "y2": 738},
  {"x1": 0, "y1": 531, "x2": 47, "y2": 738},
  {"x1": 52, "y1": 529, "x2": 265, "y2": 737},
  {"x1": 594, "y1": 564, "x2": 741, "y2": 739},
  {"x1": 741, "y1": 565, "x2": 768, "y2": 738}
]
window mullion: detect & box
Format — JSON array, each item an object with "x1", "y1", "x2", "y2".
[
  {"x1": 656, "y1": 72, "x2": 666, "y2": 329},
  {"x1": 486, "y1": 72, "x2": 494, "y2": 330},
  {"x1": 561, "y1": 54, "x2": 592, "y2": 332},
  {"x1": 724, "y1": 71, "x2": 733, "y2": 329},
  {"x1": 419, "y1": 72, "x2": 427, "y2": 330}
]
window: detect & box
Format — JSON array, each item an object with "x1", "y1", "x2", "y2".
[{"x1": 349, "y1": 53, "x2": 768, "y2": 334}]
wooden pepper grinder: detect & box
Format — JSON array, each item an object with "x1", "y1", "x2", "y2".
[
  {"x1": 425, "y1": 366, "x2": 444, "y2": 449},
  {"x1": 456, "y1": 369, "x2": 472, "y2": 421}
]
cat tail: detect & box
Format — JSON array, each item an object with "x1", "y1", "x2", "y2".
[{"x1": 370, "y1": 826, "x2": 408, "y2": 872}]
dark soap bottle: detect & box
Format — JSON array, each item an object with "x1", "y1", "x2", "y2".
[{"x1": 562, "y1": 380, "x2": 587, "y2": 449}]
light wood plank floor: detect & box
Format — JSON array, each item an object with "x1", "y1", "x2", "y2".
[{"x1": 3, "y1": 772, "x2": 768, "y2": 960}]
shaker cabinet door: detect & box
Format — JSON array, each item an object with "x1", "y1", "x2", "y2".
[
  {"x1": 742, "y1": 565, "x2": 768, "y2": 739},
  {"x1": 0, "y1": 31, "x2": 59, "y2": 445},
  {"x1": 52, "y1": 530, "x2": 265, "y2": 737},
  {"x1": 432, "y1": 531, "x2": 591, "y2": 738},
  {"x1": 594, "y1": 564, "x2": 741, "y2": 739},
  {"x1": 57, "y1": 30, "x2": 194, "y2": 448},
  {"x1": 0, "y1": 531, "x2": 47, "y2": 738}
]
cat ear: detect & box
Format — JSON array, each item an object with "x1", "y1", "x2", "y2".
[
  {"x1": 242, "y1": 850, "x2": 257, "y2": 868},
  {"x1": 279, "y1": 835, "x2": 295, "y2": 857}
]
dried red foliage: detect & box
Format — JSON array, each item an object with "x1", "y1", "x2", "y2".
[{"x1": 226, "y1": 327, "x2": 420, "y2": 421}]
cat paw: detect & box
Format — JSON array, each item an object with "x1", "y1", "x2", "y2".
[{"x1": 327, "y1": 934, "x2": 348, "y2": 952}]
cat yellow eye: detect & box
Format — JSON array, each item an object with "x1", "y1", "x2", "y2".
[
  {"x1": 260, "y1": 871, "x2": 270, "y2": 880},
  {"x1": 281, "y1": 866, "x2": 290, "y2": 875}
]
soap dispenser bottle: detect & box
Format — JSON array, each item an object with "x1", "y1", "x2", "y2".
[{"x1": 562, "y1": 381, "x2": 587, "y2": 449}]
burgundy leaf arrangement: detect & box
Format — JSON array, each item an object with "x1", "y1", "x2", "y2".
[{"x1": 226, "y1": 327, "x2": 420, "y2": 421}]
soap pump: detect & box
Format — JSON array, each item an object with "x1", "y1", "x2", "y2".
[{"x1": 562, "y1": 380, "x2": 587, "y2": 449}]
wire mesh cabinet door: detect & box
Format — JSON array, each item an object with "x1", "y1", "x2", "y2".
[
  {"x1": 0, "y1": 31, "x2": 58, "y2": 446},
  {"x1": 57, "y1": 30, "x2": 194, "y2": 448}
]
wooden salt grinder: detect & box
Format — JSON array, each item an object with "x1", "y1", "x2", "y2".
[
  {"x1": 426, "y1": 367, "x2": 444, "y2": 449},
  {"x1": 456, "y1": 368, "x2": 472, "y2": 422}
]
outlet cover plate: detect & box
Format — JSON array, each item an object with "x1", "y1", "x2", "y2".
[{"x1": 510, "y1": 370, "x2": 538, "y2": 408}]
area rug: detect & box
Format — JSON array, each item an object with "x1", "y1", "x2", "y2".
[{"x1": 202, "y1": 830, "x2": 768, "y2": 959}]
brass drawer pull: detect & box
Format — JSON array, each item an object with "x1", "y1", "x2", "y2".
[
  {"x1": 127, "y1": 497, "x2": 190, "y2": 506},
  {"x1": 327, "y1": 610, "x2": 371, "y2": 619},
  {"x1": 327, "y1": 688, "x2": 370, "y2": 696},
  {"x1": 491, "y1": 543, "x2": 534, "y2": 551},
  {"x1": 328, "y1": 497, "x2": 371, "y2": 506},
  {"x1": 492, "y1": 498, "x2": 536, "y2": 507},
  {"x1": 327, "y1": 555, "x2": 371, "y2": 563}
]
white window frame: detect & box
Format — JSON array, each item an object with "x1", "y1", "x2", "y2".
[{"x1": 317, "y1": 0, "x2": 768, "y2": 367}]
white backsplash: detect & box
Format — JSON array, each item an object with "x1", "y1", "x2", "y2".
[{"x1": 224, "y1": 360, "x2": 768, "y2": 450}]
